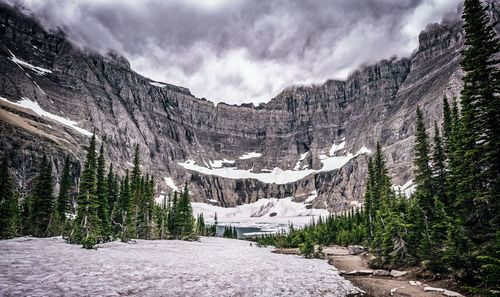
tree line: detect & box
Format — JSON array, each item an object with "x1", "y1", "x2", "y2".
[
  {"x1": 257, "y1": 0, "x2": 499, "y2": 293},
  {"x1": 0, "y1": 134, "x2": 209, "y2": 248}
]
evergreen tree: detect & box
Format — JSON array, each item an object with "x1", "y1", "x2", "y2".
[
  {"x1": 56, "y1": 156, "x2": 72, "y2": 222},
  {"x1": 96, "y1": 144, "x2": 110, "y2": 238},
  {"x1": 0, "y1": 156, "x2": 18, "y2": 238},
  {"x1": 364, "y1": 158, "x2": 374, "y2": 237},
  {"x1": 432, "y1": 122, "x2": 446, "y2": 204},
  {"x1": 168, "y1": 192, "x2": 178, "y2": 236},
  {"x1": 458, "y1": 0, "x2": 500, "y2": 243},
  {"x1": 174, "y1": 185, "x2": 194, "y2": 239},
  {"x1": 442, "y1": 96, "x2": 453, "y2": 154},
  {"x1": 413, "y1": 107, "x2": 433, "y2": 201},
  {"x1": 119, "y1": 171, "x2": 134, "y2": 241},
  {"x1": 69, "y1": 134, "x2": 101, "y2": 248},
  {"x1": 31, "y1": 155, "x2": 54, "y2": 237},
  {"x1": 106, "y1": 165, "x2": 118, "y2": 222}
]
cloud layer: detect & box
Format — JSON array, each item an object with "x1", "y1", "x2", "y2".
[{"x1": 3, "y1": 0, "x2": 462, "y2": 104}]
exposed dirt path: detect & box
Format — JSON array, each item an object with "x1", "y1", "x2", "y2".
[{"x1": 325, "y1": 246, "x2": 466, "y2": 297}]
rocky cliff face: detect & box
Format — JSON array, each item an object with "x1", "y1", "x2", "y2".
[{"x1": 0, "y1": 3, "x2": 482, "y2": 211}]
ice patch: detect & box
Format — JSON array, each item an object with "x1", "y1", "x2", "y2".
[
  {"x1": 239, "y1": 152, "x2": 262, "y2": 160},
  {"x1": 0, "y1": 97, "x2": 92, "y2": 136},
  {"x1": 192, "y1": 197, "x2": 329, "y2": 233},
  {"x1": 8, "y1": 50, "x2": 52, "y2": 75},
  {"x1": 209, "y1": 159, "x2": 235, "y2": 168},
  {"x1": 179, "y1": 146, "x2": 371, "y2": 184},
  {"x1": 300, "y1": 152, "x2": 309, "y2": 161},
  {"x1": 294, "y1": 152, "x2": 309, "y2": 170},
  {"x1": 305, "y1": 190, "x2": 318, "y2": 203},
  {"x1": 149, "y1": 81, "x2": 166, "y2": 88},
  {"x1": 164, "y1": 177, "x2": 180, "y2": 192},
  {"x1": 392, "y1": 180, "x2": 416, "y2": 198},
  {"x1": 329, "y1": 141, "x2": 346, "y2": 156}
]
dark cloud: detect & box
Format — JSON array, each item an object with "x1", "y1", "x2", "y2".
[{"x1": 2, "y1": 0, "x2": 462, "y2": 104}]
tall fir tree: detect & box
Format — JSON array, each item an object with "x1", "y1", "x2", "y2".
[
  {"x1": 96, "y1": 144, "x2": 110, "y2": 238},
  {"x1": 119, "y1": 171, "x2": 134, "y2": 242},
  {"x1": 0, "y1": 156, "x2": 18, "y2": 238},
  {"x1": 168, "y1": 191, "x2": 178, "y2": 236},
  {"x1": 56, "y1": 156, "x2": 72, "y2": 221},
  {"x1": 458, "y1": 0, "x2": 500, "y2": 242},
  {"x1": 432, "y1": 122, "x2": 446, "y2": 205},
  {"x1": 442, "y1": 97, "x2": 453, "y2": 153},
  {"x1": 363, "y1": 158, "x2": 375, "y2": 237},
  {"x1": 413, "y1": 108, "x2": 433, "y2": 209},
  {"x1": 130, "y1": 144, "x2": 141, "y2": 235},
  {"x1": 106, "y1": 165, "x2": 118, "y2": 221},
  {"x1": 174, "y1": 185, "x2": 194, "y2": 238},
  {"x1": 31, "y1": 155, "x2": 54, "y2": 237},
  {"x1": 69, "y1": 134, "x2": 101, "y2": 248}
]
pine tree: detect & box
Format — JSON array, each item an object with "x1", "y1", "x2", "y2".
[
  {"x1": 442, "y1": 97, "x2": 453, "y2": 154},
  {"x1": 0, "y1": 156, "x2": 18, "y2": 239},
  {"x1": 364, "y1": 158, "x2": 374, "y2": 237},
  {"x1": 432, "y1": 122, "x2": 446, "y2": 204},
  {"x1": 413, "y1": 108, "x2": 433, "y2": 200},
  {"x1": 56, "y1": 156, "x2": 72, "y2": 222},
  {"x1": 106, "y1": 165, "x2": 118, "y2": 222},
  {"x1": 69, "y1": 134, "x2": 101, "y2": 248},
  {"x1": 453, "y1": 0, "x2": 500, "y2": 288},
  {"x1": 130, "y1": 144, "x2": 141, "y2": 236},
  {"x1": 96, "y1": 144, "x2": 110, "y2": 238},
  {"x1": 119, "y1": 171, "x2": 134, "y2": 242},
  {"x1": 137, "y1": 175, "x2": 149, "y2": 239},
  {"x1": 31, "y1": 155, "x2": 54, "y2": 237},
  {"x1": 458, "y1": 0, "x2": 500, "y2": 243},
  {"x1": 174, "y1": 185, "x2": 194, "y2": 239},
  {"x1": 168, "y1": 192, "x2": 178, "y2": 236}
]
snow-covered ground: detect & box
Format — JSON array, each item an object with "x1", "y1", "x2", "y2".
[
  {"x1": 192, "y1": 197, "x2": 330, "y2": 237},
  {"x1": 0, "y1": 237, "x2": 359, "y2": 297}
]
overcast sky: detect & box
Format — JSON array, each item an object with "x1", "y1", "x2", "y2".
[{"x1": 3, "y1": 0, "x2": 462, "y2": 104}]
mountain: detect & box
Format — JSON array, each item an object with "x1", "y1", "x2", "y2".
[{"x1": 0, "y1": 3, "x2": 486, "y2": 211}]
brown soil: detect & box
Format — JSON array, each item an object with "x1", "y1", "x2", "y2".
[{"x1": 327, "y1": 247, "x2": 467, "y2": 297}]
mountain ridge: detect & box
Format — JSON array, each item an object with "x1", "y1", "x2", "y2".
[{"x1": 0, "y1": 2, "x2": 482, "y2": 211}]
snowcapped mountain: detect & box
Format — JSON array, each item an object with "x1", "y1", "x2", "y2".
[{"x1": 1, "y1": 2, "x2": 492, "y2": 212}]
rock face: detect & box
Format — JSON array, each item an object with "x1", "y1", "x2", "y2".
[{"x1": 0, "y1": 4, "x2": 493, "y2": 211}]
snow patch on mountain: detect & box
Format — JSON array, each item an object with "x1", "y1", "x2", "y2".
[
  {"x1": 149, "y1": 81, "x2": 166, "y2": 88},
  {"x1": 8, "y1": 50, "x2": 52, "y2": 75},
  {"x1": 0, "y1": 97, "x2": 92, "y2": 136},
  {"x1": 239, "y1": 152, "x2": 262, "y2": 159},
  {"x1": 178, "y1": 144, "x2": 371, "y2": 184},
  {"x1": 192, "y1": 197, "x2": 329, "y2": 231},
  {"x1": 305, "y1": 190, "x2": 318, "y2": 203},
  {"x1": 164, "y1": 177, "x2": 180, "y2": 192}
]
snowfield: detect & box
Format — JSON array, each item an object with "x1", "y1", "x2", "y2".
[
  {"x1": 0, "y1": 97, "x2": 93, "y2": 136},
  {"x1": 178, "y1": 143, "x2": 371, "y2": 185},
  {"x1": 0, "y1": 237, "x2": 359, "y2": 297},
  {"x1": 192, "y1": 197, "x2": 329, "y2": 236}
]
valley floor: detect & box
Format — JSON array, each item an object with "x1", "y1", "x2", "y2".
[{"x1": 0, "y1": 237, "x2": 360, "y2": 297}]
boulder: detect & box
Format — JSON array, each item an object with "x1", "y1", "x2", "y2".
[
  {"x1": 424, "y1": 286, "x2": 444, "y2": 292},
  {"x1": 389, "y1": 270, "x2": 407, "y2": 277},
  {"x1": 347, "y1": 245, "x2": 366, "y2": 255},
  {"x1": 443, "y1": 290, "x2": 464, "y2": 297},
  {"x1": 373, "y1": 269, "x2": 390, "y2": 276}
]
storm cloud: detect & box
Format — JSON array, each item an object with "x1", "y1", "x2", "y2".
[{"x1": 2, "y1": 0, "x2": 462, "y2": 104}]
